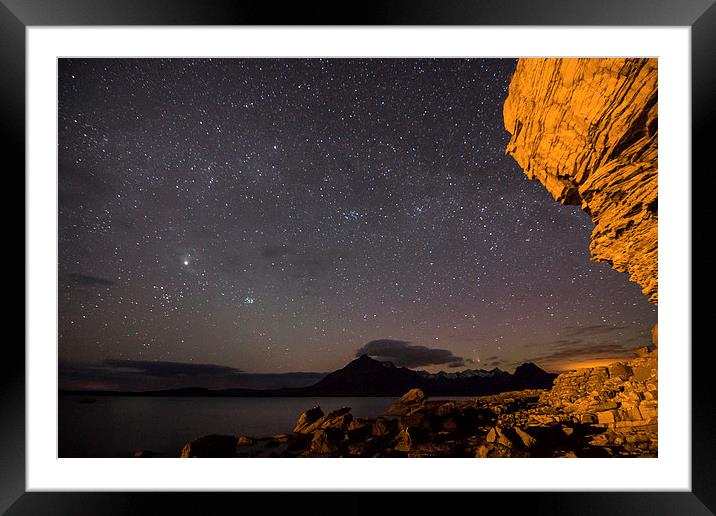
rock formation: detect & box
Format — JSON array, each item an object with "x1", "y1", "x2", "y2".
[
  {"x1": 538, "y1": 349, "x2": 657, "y2": 455},
  {"x1": 504, "y1": 58, "x2": 658, "y2": 303},
  {"x1": 177, "y1": 385, "x2": 655, "y2": 458}
]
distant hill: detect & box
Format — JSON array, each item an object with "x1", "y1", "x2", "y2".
[
  {"x1": 60, "y1": 355, "x2": 556, "y2": 397},
  {"x1": 297, "y1": 354, "x2": 554, "y2": 396}
]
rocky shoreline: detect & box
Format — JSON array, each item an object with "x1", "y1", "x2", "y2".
[{"x1": 173, "y1": 342, "x2": 656, "y2": 459}]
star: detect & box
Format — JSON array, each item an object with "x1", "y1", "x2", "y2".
[{"x1": 57, "y1": 57, "x2": 656, "y2": 376}]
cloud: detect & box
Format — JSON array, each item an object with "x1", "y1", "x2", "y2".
[
  {"x1": 102, "y1": 359, "x2": 243, "y2": 377},
  {"x1": 355, "y1": 339, "x2": 473, "y2": 368},
  {"x1": 65, "y1": 273, "x2": 115, "y2": 288},
  {"x1": 289, "y1": 250, "x2": 346, "y2": 279},
  {"x1": 258, "y1": 243, "x2": 345, "y2": 279},
  {"x1": 260, "y1": 244, "x2": 295, "y2": 259},
  {"x1": 524, "y1": 341, "x2": 640, "y2": 371},
  {"x1": 60, "y1": 359, "x2": 328, "y2": 391}
]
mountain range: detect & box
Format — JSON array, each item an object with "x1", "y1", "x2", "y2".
[{"x1": 61, "y1": 355, "x2": 556, "y2": 397}]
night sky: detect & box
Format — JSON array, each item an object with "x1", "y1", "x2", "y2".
[{"x1": 58, "y1": 59, "x2": 656, "y2": 390}]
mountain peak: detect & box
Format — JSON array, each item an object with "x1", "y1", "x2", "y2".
[
  {"x1": 354, "y1": 353, "x2": 378, "y2": 363},
  {"x1": 514, "y1": 362, "x2": 544, "y2": 374}
]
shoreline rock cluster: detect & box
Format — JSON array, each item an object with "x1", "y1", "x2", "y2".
[{"x1": 178, "y1": 346, "x2": 657, "y2": 458}]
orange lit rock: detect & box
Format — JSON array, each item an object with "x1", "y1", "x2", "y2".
[{"x1": 504, "y1": 58, "x2": 658, "y2": 303}]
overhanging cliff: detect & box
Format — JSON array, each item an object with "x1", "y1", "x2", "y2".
[{"x1": 504, "y1": 58, "x2": 658, "y2": 303}]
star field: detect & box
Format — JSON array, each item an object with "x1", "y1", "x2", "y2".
[{"x1": 58, "y1": 58, "x2": 656, "y2": 376}]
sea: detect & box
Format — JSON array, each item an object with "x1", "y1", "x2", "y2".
[{"x1": 58, "y1": 395, "x2": 401, "y2": 457}]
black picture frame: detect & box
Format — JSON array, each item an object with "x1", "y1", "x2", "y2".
[{"x1": 5, "y1": 1, "x2": 709, "y2": 514}]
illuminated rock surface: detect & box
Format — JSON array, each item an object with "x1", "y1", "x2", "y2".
[{"x1": 504, "y1": 58, "x2": 658, "y2": 303}]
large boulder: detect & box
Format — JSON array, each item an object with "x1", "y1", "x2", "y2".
[
  {"x1": 293, "y1": 406, "x2": 324, "y2": 434},
  {"x1": 180, "y1": 434, "x2": 237, "y2": 458},
  {"x1": 308, "y1": 429, "x2": 340, "y2": 455},
  {"x1": 394, "y1": 426, "x2": 428, "y2": 452},
  {"x1": 318, "y1": 407, "x2": 353, "y2": 431},
  {"x1": 514, "y1": 427, "x2": 537, "y2": 448},
  {"x1": 486, "y1": 427, "x2": 513, "y2": 448},
  {"x1": 385, "y1": 388, "x2": 426, "y2": 416}
]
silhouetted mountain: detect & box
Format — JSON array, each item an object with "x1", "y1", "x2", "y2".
[
  {"x1": 511, "y1": 362, "x2": 556, "y2": 389},
  {"x1": 300, "y1": 354, "x2": 424, "y2": 396},
  {"x1": 298, "y1": 355, "x2": 555, "y2": 396},
  {"x1": 60, "y1": 355, "x2": 557, "y2": 397}
]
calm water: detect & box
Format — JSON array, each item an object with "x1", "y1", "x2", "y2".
[{"x1": 59, "y1": 395, "x2": 400, "y2": 457}]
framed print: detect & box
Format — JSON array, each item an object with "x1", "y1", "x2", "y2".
[{"x1": 6, "y1": 0, "x2": 710, "y2": 514}]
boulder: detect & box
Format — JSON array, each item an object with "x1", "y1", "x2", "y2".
[
  {"x1": 596, "y1": 410, "x2": 617, "y2": 425},
  {"x1": 608, "y1": 363, "x2": 630, "y2": 381},
  {"x1": 237, "y1": 436, "x2": 254, "y2": 446},
  {"x1": 385, "y1": 388, "x2": 426, "y2": 416},
  {"x1": 293, "y1": 406, "x2": 324, "y2": 434},
  {"x1": 394, "y1": 427, "x2": 426, "y2": 452},
  {"x1": 514, "y1": 427, "x2": 537, "y2": 448},
  {"x1": 309, "y1": 429, "x2": 340, "y2": 455},
  {"x1": 400, "y1": 388, "x2": 426, "y2": 405},
  {"x1": 180, "y1": 434, "x2": 237, "y2": 458},
  {"x1": 318, "y1": 407, "x2": 353, "y2": 431},
  {"x1": 486, "y1": 427, "x2": 513, "y2": 448}
]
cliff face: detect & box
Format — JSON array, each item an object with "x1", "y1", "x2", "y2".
[{"x1": 504, "y1": 58, "x2": 658, "y2": 303}]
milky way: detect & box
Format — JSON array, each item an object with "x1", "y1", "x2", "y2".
[{"x1": 58, "y1": 58, "x2": 656, "y2": 378}]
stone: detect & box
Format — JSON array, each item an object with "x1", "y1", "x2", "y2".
[
  {"x1": 400, "y1": 388, "x2": 426, "y2": 405},
  {"x1": 308, "y1": 429, "x2": 339, "y2": 455},
  {"x1": 631, "y1": 364, "x2": 655, "y2": 382},
  {"x1": 580, "y1": 414, "x2": 597, "y2": 425},
  {"x1": 318, "y1": 407, "x2": 353, "y2": 431},
  {"x1": 608, "y1": 363, "x2": 630, "y2": 381},
  {"x1": 394, "y1": 427, "x2": 427, "y2": 452},
  {"x1": 589, "y1": 433, "x2": 610, "y2": 446},
  {"x1": 596, "y1": 410, "x2": 616, "y2": 425},
  {"x1": 638, "y1": 401, "x2": 658, "y2": 420},
  {"x1": 486, "y1": 426, "x2": 513, "y2": 448},
  {"x1": 514, "y1": 427, "x2": 537, "y2": 448},
  {"x1": 591, "y1": 401, "x2": 618, "y2": 412},
  {"x1": 385, "y1": 388, "x2": 427, "y2": 416},
  {"x1": 504, "y1": 58, "x2": 658, "y2": 303},
  {"x1": 372, "y1": 417, "x2": 395, "y2": 437},
  {"x1": 475, "y1": 443, "x2": 514, "y2": 458},
  {"x1": 347, "y1": 418, "x2": 370, "y2": 432},
  {"x1": 293, "y1": 406, "x2": 324, "y2": 434},
  {"x1": 237, "y1": 436, "x2": 254, "y2": 446},
  {"x1": 635, "y1": 347, "x2": 651, "y2": 358},
  {"x1": 180, "y1": 434, "x2": 237, "y2": 458}
]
